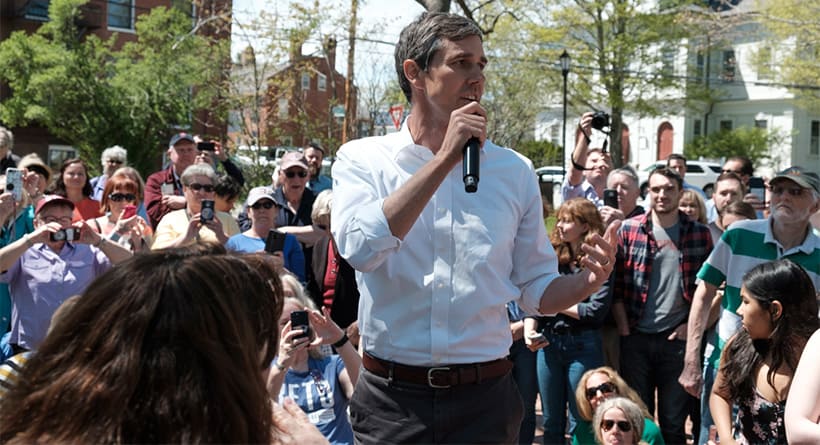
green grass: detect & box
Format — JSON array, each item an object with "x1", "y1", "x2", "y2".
[{"x1": 545, "y1": 216, "x2": 556, "y2": 234}]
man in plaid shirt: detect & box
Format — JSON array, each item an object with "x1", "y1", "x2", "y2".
[{"x1": 611, "y1": 167, "x2": 713, "y2": 445}]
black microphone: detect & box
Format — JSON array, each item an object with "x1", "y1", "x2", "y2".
[{"x1": 463, "y1": 137, "x2": 480, "y2": 193}]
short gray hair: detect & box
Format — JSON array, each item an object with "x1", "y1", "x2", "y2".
[
  {"x1": 592, "y1": 397, "x2": 645, "y2": 445},
  {"x1": 394, "y1": 12, "x2": 482, "y2": 103},
  {"x1": 101, "y1": 145, "x2": 127, "y2": 164},
  {"x1": 0, "y1": 126, "x2": 13, "y2": 151},
  {"x1": 180, "y1": 163, "x2": 216, "y2": 186},
  {"x1": 607, "y1": 165, "x2": 639, "y2": 187}
]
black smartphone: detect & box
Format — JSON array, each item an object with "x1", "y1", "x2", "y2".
[
  {"x1": 749, "y1": 176, "x2": 766, "y2": 204},
  {"x1": 200, "y1": 199, "x2": 215, "y2": 223},
  {"x1": 264, "y1": 229, "x2": 286, "y2": 253},
  {"x1": 290, "y1": 310, "x2": 310, "y2": 339},
  {"x1": 197, "y1": 141, "x2": 215, "y2": 152},
  {"x1": 603, "y1": 188, "x2": 619, "y2": 209}
]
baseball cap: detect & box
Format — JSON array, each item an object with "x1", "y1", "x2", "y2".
[
  {"x1": 279, "y1": 152, "x2": 309, "y2": 172},
  {"x1": 770, "y1": 166, "x2": 820, "y2": 194},
  {"x1": 246, "y1": 186, "x2": 277, "y2": 207},
  {"x1": 35, "y1": 195, "x2": 75, "y2": 215},
  {"x1": 169, "y1": 132, "x2": 195, "y2": 147}
]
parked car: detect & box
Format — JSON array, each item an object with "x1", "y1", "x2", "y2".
[
  {"x1": 535, "y1": 165, "x2": 566, "y2": 184},
  {"x1": 636, "y1": 160, "x2": 721, "y2": 198}
]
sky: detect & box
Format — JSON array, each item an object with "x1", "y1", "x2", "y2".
[{"x1": 231, "y1": 0, "x2": 426, "y2": 87}]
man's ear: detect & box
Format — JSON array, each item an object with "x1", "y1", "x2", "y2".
[{"x1": 403, "y1": 59, "x2": 423, "y2": 88}]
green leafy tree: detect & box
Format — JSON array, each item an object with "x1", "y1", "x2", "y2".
[
  {"x1": 684, "y1": 126, "x2": 785, "y2": 165},
  {"x1": 0, "y1": 0, "x2": 225, "y2": 174}
]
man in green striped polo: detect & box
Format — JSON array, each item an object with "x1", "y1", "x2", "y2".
[{"x1": 680, "y1": 166, "x2": 820, "y2": 445}]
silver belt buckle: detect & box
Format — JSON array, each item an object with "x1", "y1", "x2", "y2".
[{"x1": 427, "y1": 366, "x2": 451, "y2": 388}]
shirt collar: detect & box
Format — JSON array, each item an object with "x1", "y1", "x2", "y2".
[
  {"x1": 393, "y1": 114, "x2": 487, "y2": 163},
  {"x1": 764, "y1": 218, "x2": 820, "y2": 255}
]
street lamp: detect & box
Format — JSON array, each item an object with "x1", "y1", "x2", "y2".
[{"x1": 560, "y1": 50, "x2": 571, "y2": 183}]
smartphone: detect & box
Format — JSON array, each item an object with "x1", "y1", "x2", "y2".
[
  {"x1": 5, "y1": 168, "x2": 23, "y2": 202},
  {"x1": 290, "y1": 310, "x2": 310, "y2": 340},
  {"x1": 527, "y1": 331, "x2": 547, "y2": 343},
  {"x1": 50, "y1": 227, "x2": 80, "y2": 242},
  {"x1": 264, "y1": 229, "x2": 286, "y2": 254},
  {"x1": 122, "y1": 205, "x2": 137, "y2": 219},
  {"x1": 200, "y1": 199, "x2": 215, "y2": 223},
  {"x1": 603, "y1": 188, "x2": 619, "y2": 209},
  {"x1": 197, "y1": 141, "x2": 215, "y2": 152},
  {"x1": 749, "y1": 176, "x2": 766, "y2": 205}
]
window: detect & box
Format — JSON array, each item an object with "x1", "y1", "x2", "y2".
[
  {"x1": 722, "y1": 50, "x2": 736, "y2": 82},
  {"x1": 278, "y1": 98, "x2": 289, "y2": 119},
  {"x1": 811, "y1": 121, "x2": 819, "y2": 156},
  {"x1": 693, "y1": 119, "x2": 702, "y2": 138},
  {"x1": 696, "y1": 52, "x2": 706, "y2": 84},
  {"x1": 108, "y1": 0, "x2": 134, "y2": 30},
  {"x1": 687, "y1": 165, "x2": 704, "y2": 174},
  {"x1": 719, "y1": 120, "x2": 733, "y2": 132},
  {"x1": 301, "y1": 72, "x2": 310, "y2": 90},
  {"x1": 24, "y1": 0, "x2": 49, "y2": 20},
  {"x1": 550, "y1": 124, "x2": 560, "y2": 146},
  {"x1": 662, "y1": 45, "x2": 676, "y2": 74},
  {"x1": 318, "y1": 73, "x2": 327, "y2": 91},
  {"x1": 754, "y1": 119, "x2": 767, "y2": 130},
  {"x1": 48, "y1": 146, "x2": 77, "y2": 171}
]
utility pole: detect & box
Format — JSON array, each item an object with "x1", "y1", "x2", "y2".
[{"x1": 342, "y1": 0, "x2": 358, "y2": 143}]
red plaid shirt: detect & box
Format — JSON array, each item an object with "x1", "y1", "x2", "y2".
[{"x1": 613, "y1": 211, "x2": 713, "y2": 328}]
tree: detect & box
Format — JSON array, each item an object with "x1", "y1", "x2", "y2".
[
  {"x1": 756, "y1": 0, "x2": 820, "y2": 111},
  {"x1": 0, "y1": 0, "x2": 225, "y2": 174},
  {"x1": 684, "y1": 126, "x2": 786, "y2": 165}
]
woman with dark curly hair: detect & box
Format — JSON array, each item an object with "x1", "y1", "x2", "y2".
[
  {"x1": 46, "y1": 158, "x2": 102, "y2": 221},
  {"x1": 0, "y1": 246, "x2": 326, "y2": 444},
  {"x1": 709, "y1": 259, "x2": 819, "y2": 445}
]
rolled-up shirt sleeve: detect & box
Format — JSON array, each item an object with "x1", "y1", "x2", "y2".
[{"x1": 331, "y1": 143, "x2": 402, "y2": 273}]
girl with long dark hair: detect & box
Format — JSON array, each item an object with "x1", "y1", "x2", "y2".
[{"x1": 709, "y1": 259, "x2": 819, "y2": 444}]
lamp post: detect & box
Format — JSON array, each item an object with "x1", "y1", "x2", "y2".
[{"x1": 560, "y1": 50, "x2": 570, "y2": 183}]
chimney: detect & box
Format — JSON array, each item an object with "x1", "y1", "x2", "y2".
[
  {"x1": 240, "y1": 46, "x2": 255, "y2": 66},
  {"x1": 289, "y1": 32, "x2": 304, "y2": 63},
  {"x1": 325, "y1": 37, "x2": 337, "y2": 72}
]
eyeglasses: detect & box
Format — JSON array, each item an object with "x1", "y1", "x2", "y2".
[
  {"x1": 585, "y1": 382, "x2": 617, "y2": 400},
  {"x1": 41, "y1": 216, "x2": 73, "y2": 225},
  {"x1": 106, "y1": 159, "x2": 123, "y2": 165},
  {"x1": 601, "y1": 419, "x2": 632, "y2": 433},
  {"x1": 769, "y1": 185, "x2": 805, "y2": 197},
  {"x1": 284, "y1": 170, "x2": 308, "y2": 179},
  {"x1": 187, "y1": 183, "x2": 214, "y2": 193},
  {"x1": 251, "y1": 201, "x2": 276, "y2": 210},
  {"x1": 108, "y1": 193, "x2": 136, "y2": 202}
]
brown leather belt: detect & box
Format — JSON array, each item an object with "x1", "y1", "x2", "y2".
[{"x1": 362, "y1": 353, "x2": 512, "y2": 388}]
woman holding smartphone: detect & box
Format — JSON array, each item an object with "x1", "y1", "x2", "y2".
[
  {"x1": 90, "y1": 175, "x2": 152, "y2": 252},
  {"x1": 267, "y1": 274, "x2": 360, "y2": 445},
  {"x1": 523, "y1": 198, "x2": 611, "y2": 444}
]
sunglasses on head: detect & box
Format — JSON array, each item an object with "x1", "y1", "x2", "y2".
[
  {"x1": 187, "y1": 183, "x2": 214, "y2": 192},
  {"x1": 585, "y1": 382, "x2": 617, "y2": 400},
  {"x1": 722, "y1": 169, "x2": 742, "y2": 174},
  {"x1": 284, "y1": 170, "x2": 308, "y2": 178},
  {"x1": 601, "y1": 419, "x2": 632, "y2": 433},
  {"x1": 251, "y1": 201, "x2": 276, "y2": 210},
  {"x1": 108, "y1": 193, "x2": 136, "y2": 202}
]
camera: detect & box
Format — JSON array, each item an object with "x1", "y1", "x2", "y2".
[
  {"x1": 50, "y1": 227, "x2": 80, "y2": 242},
  {"x1": 591, "y1": 111, "x2": 610, "y2": 131},
  {"x1": 197, "y1": 141, "x2": 215, "y2": 152},
  {"x1": 200, "y1": 199, "x2": 215, "y2": 223}
]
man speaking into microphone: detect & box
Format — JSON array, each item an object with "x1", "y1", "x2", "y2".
[{"x1": 332, "y1": 12, "x2": 618, "y2": 444}]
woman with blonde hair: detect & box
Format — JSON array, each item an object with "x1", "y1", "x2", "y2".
[
  {"x1": 593, "y1": 397, "x2": 649, "y2": 445},
  {"x1": 268, "y1": 273, "x2": 361, "y2": 444},
  {"x1": 573, "y1": 366, "x2": 664, "y2": 445},
  {"x1": 679, "y1": 189, "x2": 708, "y2": 224}
]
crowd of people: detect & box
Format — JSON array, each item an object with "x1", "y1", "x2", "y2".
[{"x1": 0, "y1": 10, "x2": 819, "y2": 445}]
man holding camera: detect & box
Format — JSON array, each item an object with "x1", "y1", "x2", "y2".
[
  {"x1": 563, "y1": 112, "x2": 613, "y2": 208},
  {"x1": 0, "y1": 195, "x2": 132, "y2": 354}
]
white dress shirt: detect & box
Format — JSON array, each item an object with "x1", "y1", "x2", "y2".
[{"x1": 331, "y1": 122, "x2": 559, "y2": 366}]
